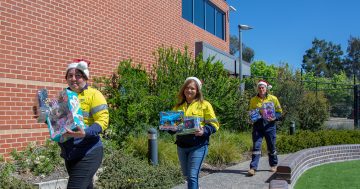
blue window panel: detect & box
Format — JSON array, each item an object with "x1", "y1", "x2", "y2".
[
  {"x1": 194, "y1": 0, "x2": 205, "y2": 29},
  {"x1": 182, "y1": 0, "x2": 193, "y2": 22},
  {"x1": 205, "y1": 3, "x2": 215, "y2": 35},
  {"x1": 215, "y1": 10, "x2": 224, "y2": 39}
]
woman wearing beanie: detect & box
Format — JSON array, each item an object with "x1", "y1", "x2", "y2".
[
  {"x1": 170, "y1": 77, "x2": 220, "y2": 189},
  {"x1": 247, "y1": 80, "x2": 282, "y2": 176},
  {"x1": 59, "y1": 60, "x2": 109, "y2": 188},
  {"x1": 58, "y1": 59, "x2": 109, "y2": 188}
]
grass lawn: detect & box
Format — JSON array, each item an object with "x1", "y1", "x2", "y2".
[{"x1": 295, "y1": 160, "x2": 360, "y2": 189}]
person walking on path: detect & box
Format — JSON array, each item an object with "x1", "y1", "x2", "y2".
[
  {"x1": 248, "y1": 80, "x2": 282, "y2": 176},
  {"x1": 34, "y1": 59, "x2": 109, "y2": 188},
  {"x1": 171, "y1": 77, "x2": 220, "y2": 189}
]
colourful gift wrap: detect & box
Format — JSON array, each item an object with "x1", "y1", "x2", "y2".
[
  {"x1": 37, "y1": 89, "x2": 85, "y2": 142},
  {"x1": 37, "y1": 88, "x2": 49, "y2": 123},
  {"x1": 261, "y1": 102, "x2": 275, "y2": 120},
  {"x1": 249, "y1": 108, "x2": 261, "y2": 123}
]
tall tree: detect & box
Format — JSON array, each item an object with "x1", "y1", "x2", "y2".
[
  {"x1": 344, "y1": 36, "x2": 360, "y2": 81},
  {"x1": 229, "y1": 35, "x2": 239, "y2": 55},
  {"x1": 302, "y1": 38, "x2": 344, "y2": 77},
  {"x1": 229, "y1": 35, "x2": 255, "y2": 62},
  {"x1": 250, "y1": 60, "x2": 278, "y2": 78},
  {"x1": 243, "y1": 45, "x2": 255, "y2": 63}
]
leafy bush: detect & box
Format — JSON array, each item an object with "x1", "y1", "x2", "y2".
[
  {"x1": 96, "y1": 149, "x2": 183, "y2": 189},
  {"x1": 297, "y1": 92, "x2": 329, "y2": 131},
  {"x1": 95, "y1": 47, "x2": 246, "y2": 144},
  {"x1": 0, "y1": 162, "x2": 35, "y2": 189},
  {"x1": 10, "y1": 140, "x2": 62, "y2": 176},
  {"x1": 277, "y1": 130, "x2": 360, "y2": 154}
]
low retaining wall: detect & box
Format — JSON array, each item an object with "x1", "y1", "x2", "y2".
[
  {"x1": 34, "y1": 179, "x2": 68, "y2": 189},
  {"x1": 273, "y1": 144, "x2": 360, "y2": 187}
]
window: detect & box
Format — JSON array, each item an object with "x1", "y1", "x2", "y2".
[
  {"x1": 194, "y1": 0, "x2": 205, "y2": 29},
  {"x1": 182, "y1": 0, "x2": 225, "y2": 40},
  {"x1": 215, "y1": 10, "x2": 224, "y2": 39},
  {"x1": 182, "y1": 0, "x2": 193, "y2": 22},
  {"x1": 205, "y1": 3, "x2": 215, "y2": 34}
]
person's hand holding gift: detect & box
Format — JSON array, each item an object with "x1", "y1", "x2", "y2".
[
  {"x1": 63, "y1": 125, "x2": 86, "y2": 138},
  {"x1": 194, "y1": 126, "x2": 204, "y2": 136}
]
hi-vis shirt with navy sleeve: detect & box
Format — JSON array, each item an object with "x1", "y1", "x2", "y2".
[
  {"x1": 249, "y1": 94, "x2": 282, "y2": 124},
  {"x1": 59, "y1": 85, "x2": 109, "y2": 161},
  {"x1": 172, "y1": 100, "x2": 219, "y2": 148},
  {"x1": 249, "y1": 94, "x2": 282, "y2": 114},
  {"x1": 78, "y1": 86, "x2": 109, "y2": 135},
  {"x1": 174, "y1": 100, "x2": 220, "y2": 130}
]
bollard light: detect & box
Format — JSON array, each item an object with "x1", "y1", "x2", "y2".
[
  {"x1": 148, "y1": 128, "x2": 158, "y2": 165},
  {"x1": 290, "y1": 121, "x2": 295, "y2": 135}
]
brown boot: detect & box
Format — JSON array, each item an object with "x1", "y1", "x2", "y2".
[
  {"x1": 270, "y1": 166, "x2": 277, "y2": 172},
  {"x1": 248, "y1": 169, "x2": 256, "y2": 176}
]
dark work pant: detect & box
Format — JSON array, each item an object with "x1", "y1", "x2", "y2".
[
  {"x1": 249, "y1": 123, "x2": 278, "y2": 170},
  {"x1": 65, "y1": 146, "x2": 103, "y2": 189}
]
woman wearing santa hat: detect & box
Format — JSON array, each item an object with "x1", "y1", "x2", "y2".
[
  {"x1": 60, "y1": 59, "x2": 109, "y2": 188},
  {"x1": 247, "y1": 80, "x2": 282, "y2": 176}
]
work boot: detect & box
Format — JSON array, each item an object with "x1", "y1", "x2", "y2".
[
  {"x1": 270, "y1": 166, "x2": 277, "y2": 172},
  {"x1": 248, "y1": 169, "x2": 256, "y2": 176}
]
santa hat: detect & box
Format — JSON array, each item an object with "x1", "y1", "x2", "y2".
[
  {"x1": 257, "y1": 79, "x2": 272, "y2": 90},
  {"x1": 185, "y1": 77, "x2": 202, "y2": 90},
  {"x1": 66, "y1": 59, "x2": 90, "y2": 79}
]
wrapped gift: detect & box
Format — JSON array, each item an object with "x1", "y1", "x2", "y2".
[
  {"x1": 249, "y1": 108, "x2": 261, "y2": 123},
  {"x1": 176, "y1": 117, "x2": 201, "y2": 135},
  {"x1": 159, "y1": 111, "x2": 184, "y2": 130},
  {"x1": 36, "y1": 88, "x2": 50, "y2": 123},
  {"x1": 261, "y1": 102, "x2": 276, "y2": 120},
  {"x1": 36, "y1": 88, "x2": 86, "y2": 142}
]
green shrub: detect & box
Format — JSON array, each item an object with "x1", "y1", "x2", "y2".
[
  {"x1": 96, "y1": 149, "x2": 183, "y2": 189},
  {"x1": 297, "y1": 92, "x2": 329, "y2": 131},
  {"x1": 0, "y1": 162, "x2": 35, "y2": 189},
  {"x1": 277, "y1": 130, "x2": 360, "y2": 154},
  {"x1": 10, "y1": 140, "x2": 62, "y2": 176},
  {"x1": 95, "y1": 46, "x2": 247, "y2": 145}
]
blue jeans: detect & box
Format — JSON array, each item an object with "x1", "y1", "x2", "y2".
[
  {"x1": 250, "y1": 123, "x2": 278, "y2": 170},
  {"x1": 177, "y1": 145, "x2": 208, "y2": 189}
]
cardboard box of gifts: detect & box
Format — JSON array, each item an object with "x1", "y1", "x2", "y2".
[
  {"x1": 37, "y1": 88, "x2": 85, "y2": 142},
  {"x1": 159, "y1": 111, "x2": 184, "y2": 130}
]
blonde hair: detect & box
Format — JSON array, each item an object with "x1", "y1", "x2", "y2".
[{"x1": 175, "y1": 79, "x2": 204, "y2": 107}]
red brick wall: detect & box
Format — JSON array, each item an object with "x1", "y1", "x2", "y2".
[{"x1": 0, "y1": 0, "x2": 230, "y2": 158}]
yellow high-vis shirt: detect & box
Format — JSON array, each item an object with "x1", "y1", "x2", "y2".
[{"x1": 249, "y1": 94, "x2": 282, "y2": 113}]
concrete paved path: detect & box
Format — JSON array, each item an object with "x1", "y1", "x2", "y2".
[{"x1": 172, "y1": 155, "x2": 289, "y2": 189}]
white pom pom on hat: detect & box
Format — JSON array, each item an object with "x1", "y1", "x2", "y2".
[
  {"x1": 257, "y1": 79, "x2": 272, "y2": 90},
  {"x1": 66, "y1": 59, "x2": 90, "y2": 79},
  {"x1": 185, "y1": 77, "x2": 202, "y2": 90}
]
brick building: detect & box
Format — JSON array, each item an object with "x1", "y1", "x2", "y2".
[{"x1": 0, "y1": 0, "x2": 234, "y2": 158}]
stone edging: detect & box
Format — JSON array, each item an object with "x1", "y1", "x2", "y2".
[
  {"x1": 269, "y1": 144, "x2": 360, "y2": 189},
  {"x1": 34, "y1": 178, "x2": 68, "y2": 189}
]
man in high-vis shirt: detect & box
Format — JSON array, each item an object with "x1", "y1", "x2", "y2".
[{"x1": 248, "y1": 80, "x2": 282, "y2": 176}]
